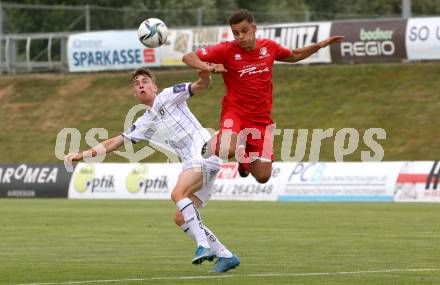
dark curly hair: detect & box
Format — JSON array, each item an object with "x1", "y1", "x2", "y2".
[{"x1": 228, "y1": 9, "x2": 255, "y2": 25}]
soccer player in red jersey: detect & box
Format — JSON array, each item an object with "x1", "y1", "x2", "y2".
[{"x1": 183, "y1": 9, "x2": 344, "y2": 183}]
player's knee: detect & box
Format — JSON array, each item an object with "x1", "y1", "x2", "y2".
[
  {"x1": 174, "y1": 210, "x2": 185, "y2": 226},
  {"x1": 254, "y1": 173, "x2": 271, "y2": 184},
  {"x1": 170, "y1": 190, "x2": 183, "y2": 203}
]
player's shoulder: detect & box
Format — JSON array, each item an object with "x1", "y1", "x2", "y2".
[
  {"x1": 207, "y1": 40, "x2": 235, "y2": 50},
  {"x1": 216, "y1": 40, "x2": 235, "y2": 47},
  {"x1": 159, "y1": 83, "x2": 187, "y2": 94},
  {"x1": 133, "y1": 110, "x2": 151, "y2": 126},
  {"x1": 258, "y1": 38, "x2": 278, "y2": 47},
  {"x1": 157, "y1": 82, "x2": 191, "y2": 101}
]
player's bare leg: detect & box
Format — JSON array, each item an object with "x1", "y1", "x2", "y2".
[{"x1": 247, "y1": 124, "x2": 274, "y2": 183}]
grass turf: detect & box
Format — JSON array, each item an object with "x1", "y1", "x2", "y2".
[{"x1": 1, "y1": 199, "x2": 439, "y2": 285}]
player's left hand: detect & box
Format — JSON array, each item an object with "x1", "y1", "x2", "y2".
[
  {"x1": 198, "y1": 69, "x2": 212, "y2": 79},
  {"x1": 64, "y1": 153, "x2": 83, "y2": 165},
  {"x1": 319, "y1": 35, "x2": 344, "y2": 48}
]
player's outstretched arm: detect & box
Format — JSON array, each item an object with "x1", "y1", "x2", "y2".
[
  {"x1": 281, "y1": 35, "x2": 344, "y2": 63},
  {"x1": 64, "y1": 135, "x2": 125, "y2": 164},
  {"x1": 190, "y1": 69, "x2": 214, "y2": 94},
  {"x1": 182, "y1": 52, "x2": 227, "y2": 73}
]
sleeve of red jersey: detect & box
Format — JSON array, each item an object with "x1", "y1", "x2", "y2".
[
  {"x1": 196, "y1": 42, "x2": 227, "y2": 64},
  {"x1": 274, "y1": 42, "x2": 293, "y2": 61}
]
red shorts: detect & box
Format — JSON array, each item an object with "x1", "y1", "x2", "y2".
[{"x1": 219, "y1": 110, "x2": 275, "y2": 162}]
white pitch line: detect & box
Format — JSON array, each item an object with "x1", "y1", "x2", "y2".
[{"x1": 12, "y1": 268, "x2": 440, "y2": 285}]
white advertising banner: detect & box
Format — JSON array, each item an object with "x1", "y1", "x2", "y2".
[
  {"x1": 68, "y1": 31, "x2": 160, "y2": 72},
  {"x1": 160, "y1": 29, "x2": 193, "y2": 66},
  {"x1": 394, "y1": 161, "x2": 440, "y2": 202},
  {"x1": 211, "y1": 162, "x2": 284, "y2": 201},
  {"x1": 69, "y1": 162, "x2": 426, "y2": 202},
  {"x1": 277, "y1": 162, "x2": 403, "y2": 201},
  {"x1": 160, "y1": 26, "x2": 233, "y2": 66},
  {"x1": 191, "y1": 26, "x2": 233, "y2": 50},
  {"x1": 68, "y1": 163, "x2": 180, "y2": 199},
  {"x1": 406, "y1": 17, "x2": 440, "y2": 60},
  {"x1": 68, "y1": 162, "x2": 280, "y2": 201},
  {"x1": 161, "y1": 22, "x2": 332, "y2": 67},
  {"x1": 258, "y1": 22, "x2": 332, "y2": 64}
]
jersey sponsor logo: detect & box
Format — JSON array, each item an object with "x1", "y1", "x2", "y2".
[
  {"x1": 173, "y1": 83, "x2": 186, "y2": 93},
  {"x1": 238, "y1": 66, "x2": 270, "y2": 78}
]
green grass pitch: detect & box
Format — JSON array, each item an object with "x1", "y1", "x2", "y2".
[{"x1": 1, "y1": 200, "x2": 440, "y2": 285}]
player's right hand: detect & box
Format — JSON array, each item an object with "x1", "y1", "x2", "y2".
[{"x1": 64, "y1": 153, "x2": 83, "y2": 165}]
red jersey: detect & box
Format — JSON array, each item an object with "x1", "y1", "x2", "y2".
[{"x1": 196, "y1": 38, "x2": 292, "y2": 123}]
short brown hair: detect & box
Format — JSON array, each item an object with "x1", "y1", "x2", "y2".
[
  {"x1": 228, "y1": 9, "x2": 254, "y2": 25},
  {"x1": 131, "y1": 67, "x2": 156, "y2": 83}
]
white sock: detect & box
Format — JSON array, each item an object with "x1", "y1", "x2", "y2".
[
  {"x1": 203, "y1": 225, "x2": 233, "y2": 258},
  {"x1": 180, "y1": 223, "x2": 196, "y2": 242},
  {"x1": 176, "y1": 198, "x2": 209, "y2": 248},
  {"x1": 180, "y1": 223, "x2": 233, "y2": 258}
]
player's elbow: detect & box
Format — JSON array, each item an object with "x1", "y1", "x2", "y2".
[
  {"x1": 182, "y1": 52, "x2": 194, "y2": 64},
  {"x1": 182, "y1": 53, "x2": 189, "y2": 64}
]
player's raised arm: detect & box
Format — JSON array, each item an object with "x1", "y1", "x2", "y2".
[
  {"x1": 190, "y1": 69, "x2": 215, "y2": 95},
  {"x1": 281, "y1": 35, "x2": 344, "y2": 63},
  {"x1": 64, "y1": 135, "x2": 125, "y2": 164},
  {"x1": 182, "y1": 52, "x2": 227, "y2": 73},
  {"x1": 182, "y1": 52, "x2": 212, "y2": 71}
]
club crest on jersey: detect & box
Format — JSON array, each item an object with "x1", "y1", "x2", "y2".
[
  {"x1": 259, "y1": 47, "x2": 270, "y2": 58},
  {"x1": 234, "y1": 53, "x2": 242, "y2": 61},
  {"x1": 173, "y1": 84, "x2": 186, "y2": 93},
  {"x1": 158, "y1": 107, "x2": 165, "y2": 116},
  {"x1": 201, "y1": 48, "x2": 207, "y2": 55}
]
